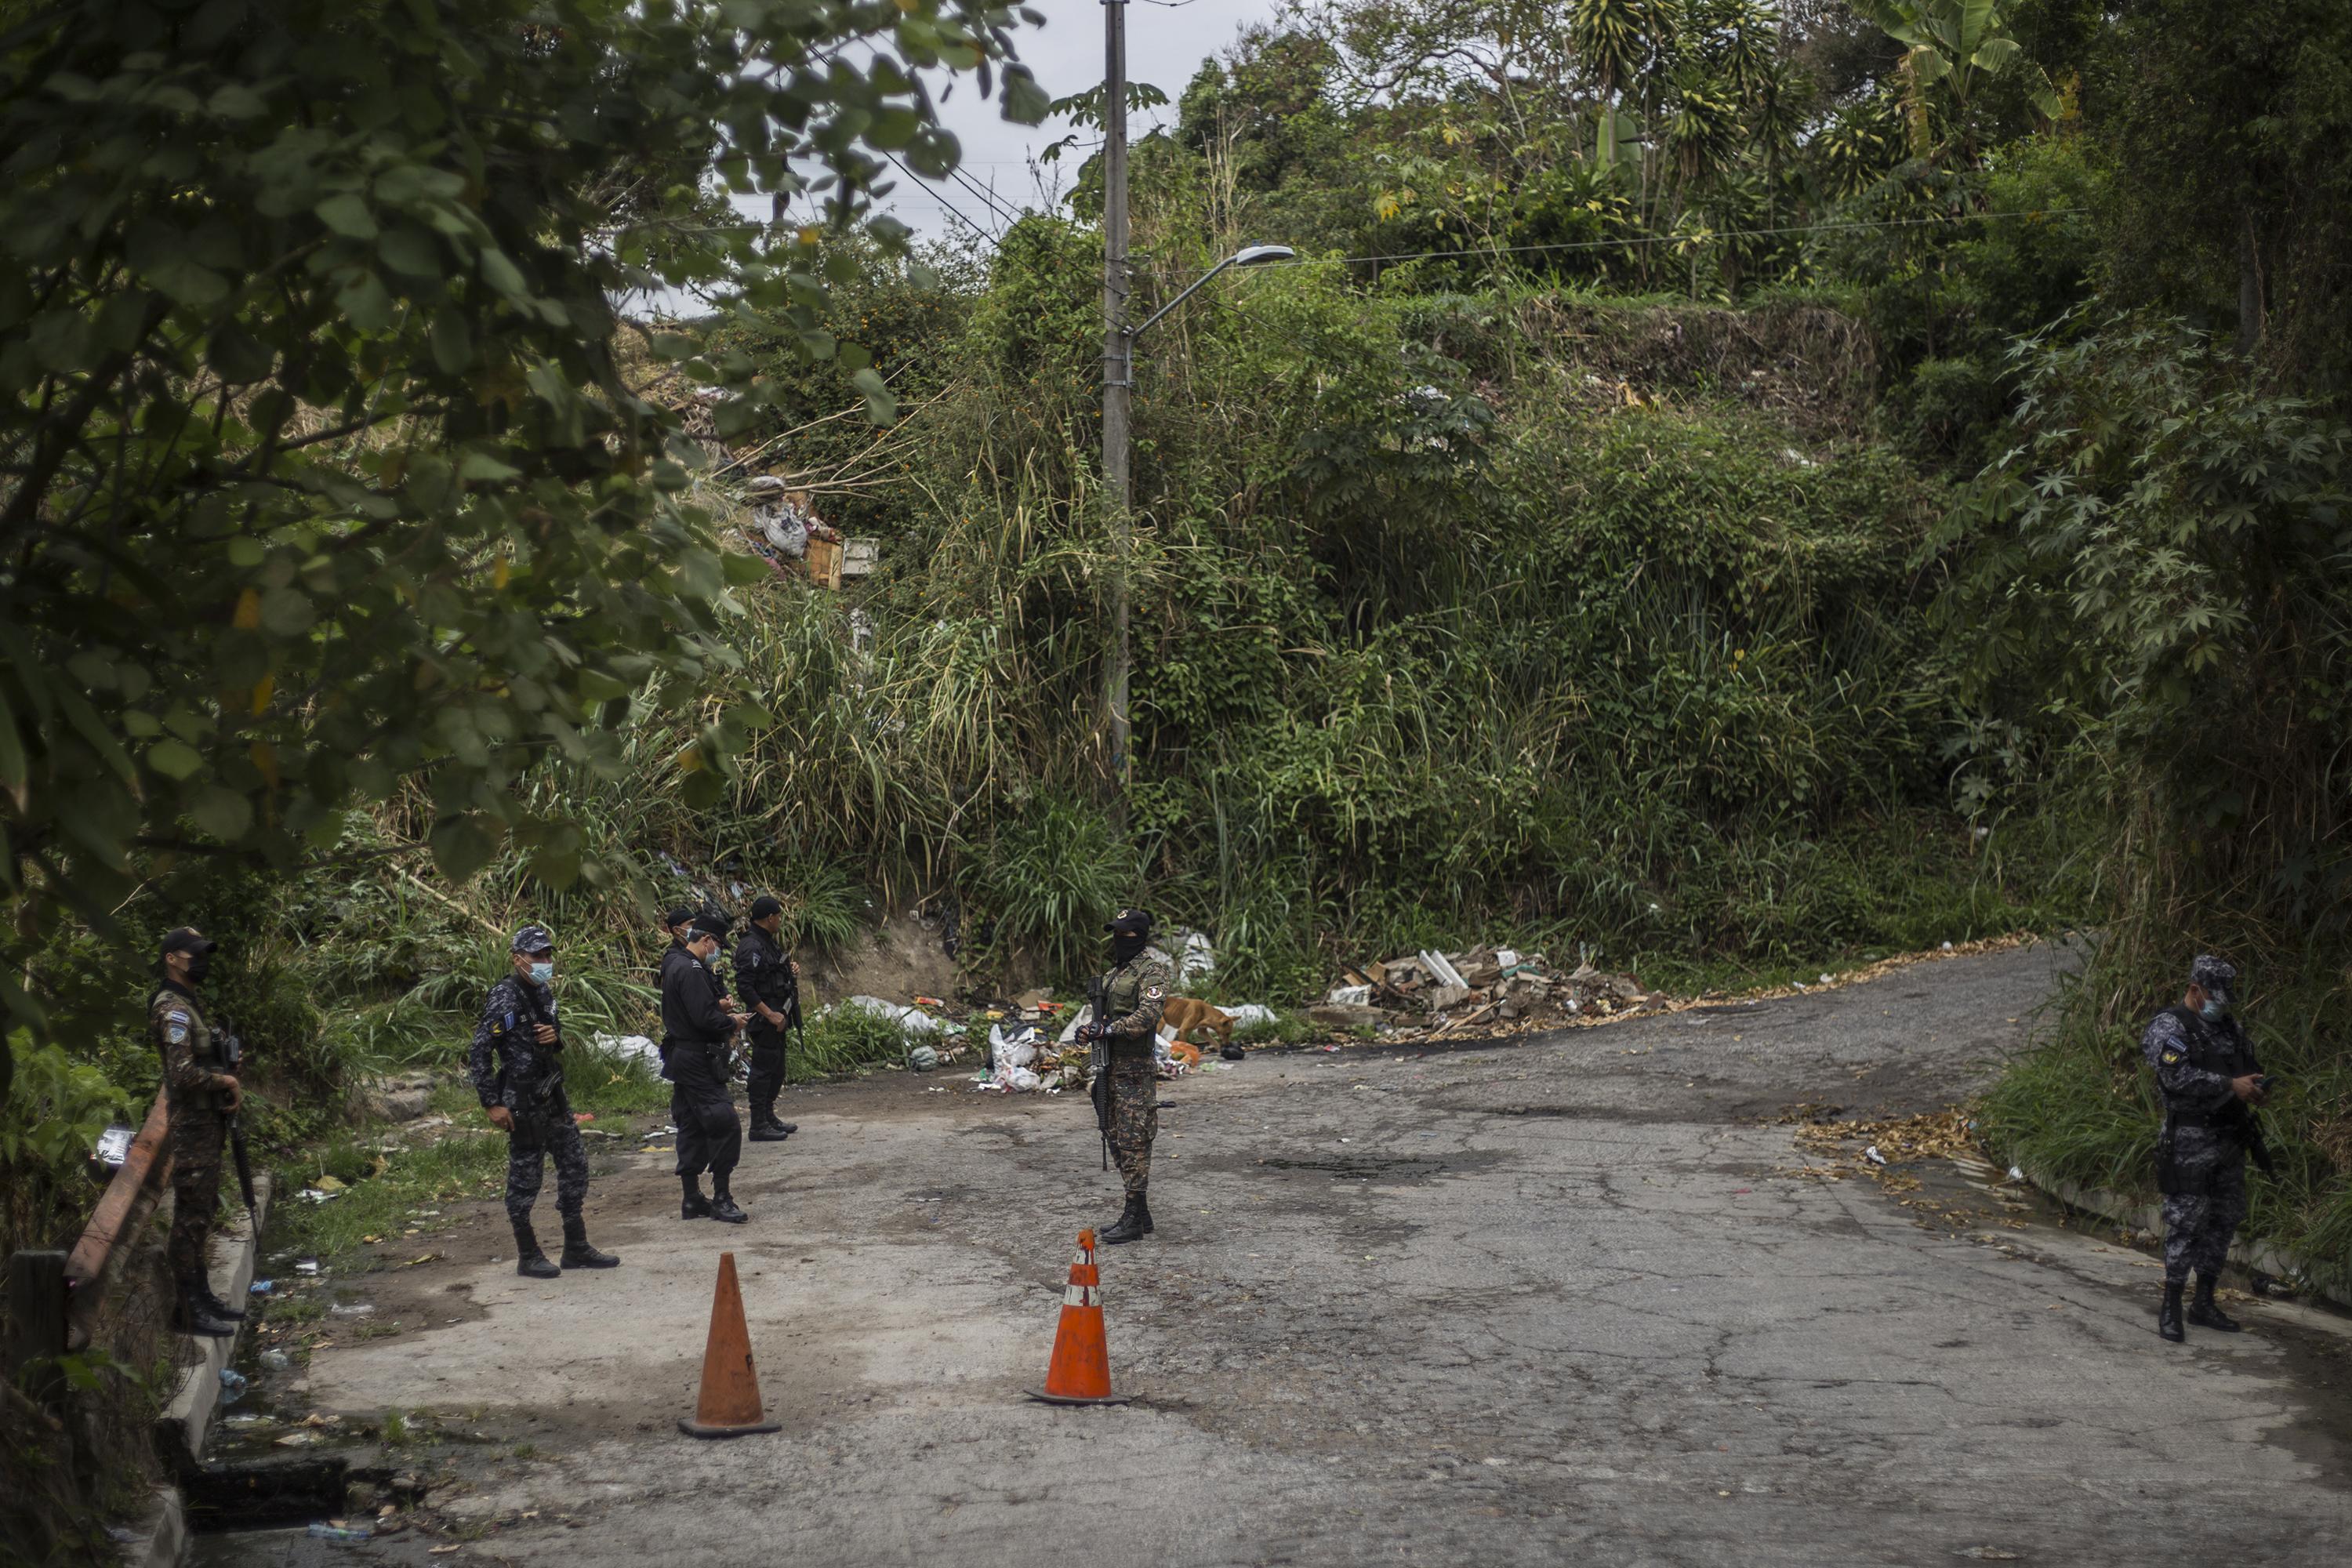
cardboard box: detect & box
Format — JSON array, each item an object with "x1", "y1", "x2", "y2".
[{"x1": 805, "y1": 537, "x2": 843, "y2": 590}]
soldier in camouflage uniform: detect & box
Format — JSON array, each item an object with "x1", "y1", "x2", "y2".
[
  {"x1": 2141, "y1": 953, "x2": 2267, "y2": 1342},
  {"x1": 1078, "y1": 907, "x2": 1172, "y2": 1245},
  {"x1": 151, "y1": 927, "x2": 243, "y2": 1338},
  {"x1": 470, "y1": 924, "x2": 619, "y2": 1279}
]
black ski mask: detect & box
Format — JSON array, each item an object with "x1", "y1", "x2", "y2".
[{"x1": 1111, "y1": 931, "x2": 1147, "y2": 965}]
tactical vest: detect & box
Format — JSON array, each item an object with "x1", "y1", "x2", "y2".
[
  {"x1": 1099, "y1": 960, "x2": 1154, "y2": 1051},
  {"x1": 151, "y1": 986, "x2": 226, "y2": 1112},
  {"x1": 2156, "y1": 1005, "x2": 2256, "y2": 1124}
]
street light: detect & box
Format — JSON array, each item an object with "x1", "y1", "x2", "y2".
[
  {"x1": 1102, "y1": 242, "x2": 1294, "y2": 811},
  {"x1": 1126, "y1": 244, "x2": 1298, "y2": 341}
]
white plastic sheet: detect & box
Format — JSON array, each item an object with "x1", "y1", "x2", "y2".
[
  {"x1": 591, "y1": 1032, "x2": 662, "y2": 1069},
  {"x1": 840, "y1": 996, "x2": 942, "y2": 1036}
]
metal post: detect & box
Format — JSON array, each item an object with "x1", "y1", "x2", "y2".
[{"x1": 1101, "y1": 0, "x2": 1132, "y2": 815}]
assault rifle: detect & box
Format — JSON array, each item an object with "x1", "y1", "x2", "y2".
[
  {"x1": 1085, "y1": 977, "x2": 1112, "y2": 1171},
  {"x1": 2232, "y1": 1076, "x2": 2279, "y2": 1177},
  {"x1": 220, "y1": 1021, "x2": 258, "y2": 1220}
]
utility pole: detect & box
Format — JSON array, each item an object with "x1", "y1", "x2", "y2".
[{"x1": 1101, "y1": 0, "x2": 1132, "y2": 815}]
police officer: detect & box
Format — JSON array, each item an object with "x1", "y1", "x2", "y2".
[
  {"x1": 733, "y1": 895, "x2": 802, "y2": 1143},
  {"x1": 1077, "y1": 908, "x2": 1172, "y2": 1245},
  {"x1": 664, "y1": 913, "x2": 751, "y2": 1221},
  {"x1": 2142, "y1": 954, "x2": 2267, "y2": 1342},
  {"x1": 470, "y1": 925, "x2": 619, "y2": 1279},
  {"x1": 151, "y1": 927, "x2": 243, "y2": 1338}
]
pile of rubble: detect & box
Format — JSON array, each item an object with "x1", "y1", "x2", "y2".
[{"x1": 1312, "y1": 945, "x2": 1656, "y2": 1036}]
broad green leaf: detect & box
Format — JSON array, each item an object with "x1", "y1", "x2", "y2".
[
  {"x1": 188, "y1": 786, "x2": 253, "y2": 841},
  {"x1": 315, "y1": 193, "x2": 379, "y2": 239},
  {"x1": 146, "y1": 739, "x2": 205, "y2": 781},
  {"x1": 457, "y1": 451, "x2": 521, "y2": 481},
  {"x1": 258, "y1": 587, "x2": 315, "y2": 637}
]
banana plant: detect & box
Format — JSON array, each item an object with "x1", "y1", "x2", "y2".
[{"x1": 1853, "y1": 0, "x2": 2060, "y2": 161}]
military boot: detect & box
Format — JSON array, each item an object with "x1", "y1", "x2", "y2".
[
  {"x1": 173, "y1": 1282, "x2": 238, "y2": 1339},
  {"x1": 749, "y1": 1110, "x2": 791, "y2": 1143},
  {"x1": 1100, "y1": 1192, "x2": 1149, "y2": 1245},
  {"x1": 196, "y1": 1282, "x2": 249, "y2": 1323},
  {"x1": 681, "y1": 1175, "x2": 712, "y2": 1220},
  {"x1": 708, "y1": 1185, "x2": 748, "y2": 1225},
  {"x1": 560, "y1": 1218, "x2": 620, "y2": 1270},
  {"x1": 2158, "y1": 1281, "x2": 2186, "y2": 1343},
  {"x1": 511, "y1": 1218, "x2": 561, "y2": 1279},
  {"x1": 2187, "y1": 1272, "x2": 2242, "y2": 1332}
]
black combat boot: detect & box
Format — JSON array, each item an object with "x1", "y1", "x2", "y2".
[
  {"x1": 2158, "y1": 1281, "x2": 2187, "y2": 1343},
  {"x1": 1100, "y1": 1192, "x2": 1149, "y2": 1245},
  {"x1": 560, "y1": 1217, "x2": 620, "y2": 1270},
  {"x1": 749, "y1": 1112, "x2": 791, "y2": 1143},
  {"x1": 512, "y1": 1218, "x2": 561, "y2": 1279},
  {"x1": 708, "y1": 1181, "x2": 748, "y2": 1225},
  {"x1": 2187, "y1": 1272, "x2": 2242, "y2": 1332},
  {"x1": 173, "y1": 1281, "x2": 238, "y2": 1339},
  {"x1": 681, "y1": 1174, "x2": 713, "y2": 1219},
  {"x1": 196, "y1": 1282, "x2": 249, "y2": 1323}
]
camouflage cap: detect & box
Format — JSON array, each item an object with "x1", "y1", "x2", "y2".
[
  {"x1": 511, "y1": 924, "x2": 554, "y2": 955},
  {"x1": 2189, "y1": 954, "x2": 2236, "y2": 1004},
  {"x1": 1105, "y1": 907, "x2": 1154, "y2": 938}
]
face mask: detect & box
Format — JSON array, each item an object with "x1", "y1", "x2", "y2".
[
  {"x1": 529, "y1": 961, "x2": 554, "y2": 985},
  {"x1": 2200, "y1": 998, "x2": 2231, "y2": 1022},
  {"x1": 1111, "y1": 934, "x2": 1146, "y2": 964},
  {"x1": 183, "y1": 953, "x2": 212, "y2": 983}
]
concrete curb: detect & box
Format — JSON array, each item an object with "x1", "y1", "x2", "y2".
[
  {"x1": 2019, "y1": 1162, "x2": 2348, "y2": 1312},
  {"x1": 155, "y1": 1171, "x2": 273, "y2": 1473},
  {"x1": 113, "y1": 1485, "x2": 185, "y2": 1568}
]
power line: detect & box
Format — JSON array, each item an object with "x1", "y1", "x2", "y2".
[{"x1": 1137, "y1": 208, "x2": 2096, "y2": 281}]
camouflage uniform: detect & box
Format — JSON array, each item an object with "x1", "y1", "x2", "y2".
[
  {"x1": 1098, "y1": 952, "x2": 1172, "y2": 1196},
  {"x1": 152, "y1": 983, "x2": 229, "y2": 1286},
  {"x1": 2143, "y1": 1003, "x2": 2260, "y2": 1285},
  {"x1": 470, "y1": 974, "x2": 588, "y2": 1225}
]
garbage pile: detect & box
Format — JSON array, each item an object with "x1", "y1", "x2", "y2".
[
  {"x1": 1316, "y1": 945, "x2": 1656, "y2": 1036},
  {"x1": 737, "y1": 476, "x2": 840, "y2": 579}
]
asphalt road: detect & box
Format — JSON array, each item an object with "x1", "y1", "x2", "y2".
[{"x1": 208, "y1": 937, "x2": 2352, "y2": 1566}]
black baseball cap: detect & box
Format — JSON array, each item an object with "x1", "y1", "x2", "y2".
[
  {"x1": 1105, "y1": 908, "x2": 1153, "y2": 938},
  {"x1": 688, "y1": 913, "x2": 731, "y2": 940},
  {"x1": 160, "y1": 927, "x2": 217, "y2": 957},
  {"x1": 750, "y1": 895, "x2": 785, "y2": 921},
  {"x1": 665, "y1": 904, "x2": 698, "y2": 930}
]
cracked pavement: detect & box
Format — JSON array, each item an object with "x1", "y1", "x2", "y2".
[{"x1": 214, "y1": 938, "x2": 2352, "y2": 1566}]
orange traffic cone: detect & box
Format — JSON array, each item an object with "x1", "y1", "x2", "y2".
[
  {"x1": 1028, "y1": 1229, "x2": 1133, "y2": 1406},
  {"x1": 678, "y1": 1252, "x2": 781, "y2": 1438}
]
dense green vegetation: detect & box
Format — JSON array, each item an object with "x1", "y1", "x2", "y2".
[{"x1": 6, "y1": 1, "x2": 2352, "y2": 1543}]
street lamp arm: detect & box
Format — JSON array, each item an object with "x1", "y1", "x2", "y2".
[{"x1": 1125, "y1": 244, "x2": 1296, "y2": 341}]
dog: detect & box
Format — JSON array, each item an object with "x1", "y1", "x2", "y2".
[{"x1": 1159, "y1": 996, "x2": 1235, "y2": 1050}]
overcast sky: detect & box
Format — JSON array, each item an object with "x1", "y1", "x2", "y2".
[{"x1": 884, "y1": 0, "x2": 1281, "y2": 242}]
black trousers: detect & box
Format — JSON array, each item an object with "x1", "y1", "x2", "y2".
[
  {"x1": 746, "y1": 1022, "x2": 786, "y2": 1117},
  {"x1": 669, "y1": 1044, "x2": 741, "y2": 1180}
]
